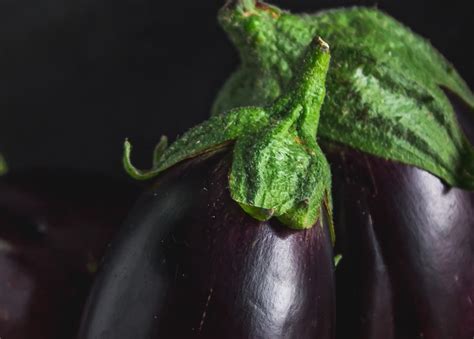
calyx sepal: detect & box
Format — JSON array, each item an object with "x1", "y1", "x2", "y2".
[{"x1": 215, "y1": 1, "x2": 474, "y2": 190}]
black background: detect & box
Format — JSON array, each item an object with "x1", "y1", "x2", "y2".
[{"x1": 0, "y1": 0, "x2": 472, "y2": 178}]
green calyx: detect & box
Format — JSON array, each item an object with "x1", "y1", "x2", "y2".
[
  {"x1": 124, "y1": 37, "x2": 334, "y2": 233},
  {"x1": 214, "y1": 1, "x2": 474, "y2": 190}
]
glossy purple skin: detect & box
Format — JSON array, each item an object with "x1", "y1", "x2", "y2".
[
  {"x1": 324, "y1": 142, "x2": 474, "y2": 339},
  {"x1": 0, "y1": 170, "x2": 138, "y2": 339},
  {"x1": 79, "y1": 153, "x2": 336, "y2": 339},
  {"x1": 326, "y1": 92, "x2": 474, "y2": 339}
]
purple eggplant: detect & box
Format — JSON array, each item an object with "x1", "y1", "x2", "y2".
[
  {"x1": 78, "y1": 153, "x2": 335, "y2": 339},
  {"x1": 325, "y1": 95, "x2": 474, "y2": 339},
  {"x1": 0, "y1": 170, "x2": 138, "y2": 339},
  {"x1": 80, "y1": 1, "x2": 474, "y2": 336}
]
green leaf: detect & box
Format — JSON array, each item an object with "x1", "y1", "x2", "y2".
[{"x1": 214, "y1": 3, "x2": 474, "y2": 189}]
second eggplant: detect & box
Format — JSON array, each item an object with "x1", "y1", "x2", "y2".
[{"x1": 325, "y1": 141, "x2": 474, "y2": 339}]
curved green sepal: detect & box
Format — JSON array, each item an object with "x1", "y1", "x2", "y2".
[
  {"x1": 215, "y1": 2, "x2": 474, "y2": 189},
  {"x1": 0, "y1": 154, "x2": 7, "y2": 176},
  {"x1": 123, "y1": 106, "x2": 270, "y2": 180},
  {"x1": 124, "y1": 37, "x2": 333, "y2": 230}
]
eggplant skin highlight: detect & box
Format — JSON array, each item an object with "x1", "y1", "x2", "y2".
[
  {"x1": 79, "y1": 152, "x2": 335, "y2": 339},
  {"x1": 0, "y1": 170, "x2": 138, "y2": 339},
  {"x1": 325, "y1": 142, "x2": 474, "y2": 339}
]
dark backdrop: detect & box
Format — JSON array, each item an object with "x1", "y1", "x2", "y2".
[{"x1": 0, "y1": 0, "x2": 472, "y2": 178}]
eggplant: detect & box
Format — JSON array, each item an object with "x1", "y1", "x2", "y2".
[
  {"x1": 326, "y1": 143, "x2": 474, "y2": 339},
  {"x1": 80, "y1": 1, "x2": 474, "y2": 337},
  {"x1": 78, "y1": 152, "x2": 336, "y2": 339},
  {"x1": 80, "y1": 37, "x2": 337, "y2": 339},
  {"x1": 0, "y1": 170, "x2": 138, "y2": 339},
  {"x1": 324, "y1": 94, "x2": 474, "y2": 339}
]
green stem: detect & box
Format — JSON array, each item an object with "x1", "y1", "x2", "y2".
[{"x1": 273, "y1": 37, "x2": 330, "y2": 137}]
